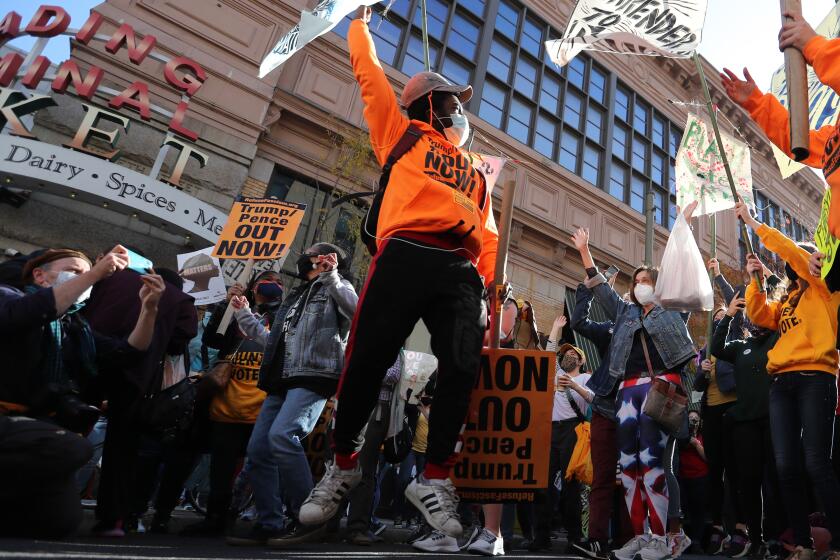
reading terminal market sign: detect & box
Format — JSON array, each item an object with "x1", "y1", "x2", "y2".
[{"x1": 0, "y1": 5, "x2": 228, "y2": 242}]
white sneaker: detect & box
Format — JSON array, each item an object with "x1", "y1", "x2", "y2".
[
  {"x1": 638, "y1": 535, "x2": 672, "y2": 560},
  {"x1": 467, "y1": 528, "x2": 505, "y2": 556},
  {"x1": 611, "y1": 534, "x2": 652, "y2": 560},
  {"x1": 413, "y1": 529, "x2": 460, "y2": 553},
  {"x1": 298, "y1": 462, "x2": 362, "y2": 526},
  {"x1": 459, "y1": 524, "x2": 483, "y2": 550},
  {"x1": 405, "y1": 476, "x2": 463, "y2": 538},
  {"x1": 668, "y1": 530, "x2": 692, "y2": 559}
]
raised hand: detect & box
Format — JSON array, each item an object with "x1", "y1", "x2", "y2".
[
  {"x1": 708, "y1": 258, "x2": 720, "y2": 277},
  {"x1": 734, "y1": 200, "x2": 760, "y2": 230},
  {"x1": 92, "y1": 245, "x2": 129, "y2": 281},
  {"x1": 138, "y1": 272, "x2": 165, "y2": 311},
  {"x1": 779, "y1": 10, "x2": 817, "y2": 52},
  {"x1": 809, "y1": 251, "x2": 825, "y2": 278},
  {"x1": 355, "y1": 5, "x2": 372, "y2": 22},
  {"x1": 726, "y1": 296, "x2": 746, "y2": 317},
  {"x1": 571, "y1": 228, "x2": 589, "y2": 251},
  {"x1": 720, "y1": 68, "x2": 758, "y2": 107}
]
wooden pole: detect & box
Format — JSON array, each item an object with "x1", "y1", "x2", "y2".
[
  {"x1": 692, "y1": 53, "x2": 765, "y2": 292},
  {"x1": 216, "y1": 258, "x2": 255, "y2": 335},
  {"x1": 489, "y1": 180, "x2": 517, "y2": 349},
  {"x1": 781, "y1": 0, "x2": 811, "y2": 162}
]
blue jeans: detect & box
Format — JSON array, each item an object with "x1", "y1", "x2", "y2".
[
  {"x1": 247, "y1": 389, "x2": 327, "y2": 529},
  {"x1": 769, "y1": 372, "x2": 840, "y2": 549}
]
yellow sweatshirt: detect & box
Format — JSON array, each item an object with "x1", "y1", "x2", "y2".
[{"x1": 746, "y1": 225, "x2": 840, "y2": 375}]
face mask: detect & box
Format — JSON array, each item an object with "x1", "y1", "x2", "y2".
[
  {"x1": 295, "y1": 255, "x2": 317, "y2": 279},
  {"x1": 560, "y1": 355, "x2": 579, "y2": 372},
  {"x1": 634, "y1": 283, "x2": 656, "y2": 305},
  {"x1": 54, "y1": 270, "x2": 91, "y2": 305},
  {"x1": 256, "y1": 281, "x2": 283, "y2": 300},
  {"x1": 443, "y1": 113, "x2": 470, "y2": 147}
]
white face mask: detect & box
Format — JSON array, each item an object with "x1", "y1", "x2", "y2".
[
  {"x1": 54, "y1": 270, "x2": 92, "y2": 305},
  {"x1": 443, "y1": 113, "x2": 470, "y2": 147},
  {"x1": 633, "y1": 283, "x2": 655, "y2": 306}
]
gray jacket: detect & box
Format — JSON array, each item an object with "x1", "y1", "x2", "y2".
[
  {"x1": 585, "y1": 272, "x2": 696, "y2": 380},
  {"x1": 235, "y1": 269, "x2": 358, "y2": 393}
]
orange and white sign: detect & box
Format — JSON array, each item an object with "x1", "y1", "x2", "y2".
[{"x1": 212, "y1": 198, "x2": 306, "y2": 260}]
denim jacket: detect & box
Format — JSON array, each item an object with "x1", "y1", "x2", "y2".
[
  {"x1": 235, "y1": 269, "x2": 358, "y2": 393},
  {"x1": 585, "y1": 272, "x2": 696, "y2": 380}
]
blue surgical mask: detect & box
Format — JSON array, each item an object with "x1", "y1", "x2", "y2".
[{"x1": 256, "y1": 281, "x2": 283, "y2": 300}]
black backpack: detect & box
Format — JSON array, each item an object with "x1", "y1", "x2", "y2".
[{"x1": 360, "y1": 125, "x2": 424, "y2": 255}]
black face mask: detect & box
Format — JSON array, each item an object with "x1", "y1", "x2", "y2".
[{"x1": 296, "y1": 255, "x2": 315, "y2": 279}]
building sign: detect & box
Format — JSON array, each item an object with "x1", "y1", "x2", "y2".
[{"x1": 0, "y1": 135, "x2": 227, "y2": 242}]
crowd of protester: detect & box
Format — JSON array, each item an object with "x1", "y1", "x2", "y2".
[{"x1": 2, "y1": 6, "x2": 840, "y2": 560}]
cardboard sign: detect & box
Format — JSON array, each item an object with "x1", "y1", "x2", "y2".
[
  {"x1": 399, "y1": 350, "x2": 438, "y2": 404},
  {"x1": 212, "y1": 198, "x2": 306, "y2": 260},
  {"x1": 675, "y1": 113, "x2": 755, "y2": 216},
  {"x1": 545, "y1": 0, "x2": 707, "y2": 67},
  {"x1": 452, "y1": 348, "x2": 555, "y2": 503},
  {"x1": 302, "y1": 397, "x2": 335, "y2": 482},
  {"x1": 177, "y1": 247, "x2": 227, "y2": 306},
  {"x1": 468, "y1": 154, "x2": 507, "y2": 195},
  {"x1": 815, "y1": 189, "x2": 840, "y2": 280}
]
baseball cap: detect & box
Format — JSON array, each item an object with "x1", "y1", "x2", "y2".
[
  {"x1": 400, "y1": 71, "x2": 473, "y2": 109},
  {"x1": 557, "y1": 343, "x2": 586, "y2": 363}
]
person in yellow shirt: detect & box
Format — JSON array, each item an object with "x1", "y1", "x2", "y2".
[{"x1": 734, "y1": 201, "x2": 840, "y2": 560}]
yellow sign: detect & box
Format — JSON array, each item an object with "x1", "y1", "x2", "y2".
[
  {"x1": 211, "y1": 197, "x2": 306, "y2": 260},
  {"x1": 815, "y1": 189, "x2": 840, "y2": 279},
  {"x1": 452, "y1": 348, "x2": 555, "y2": 503}
]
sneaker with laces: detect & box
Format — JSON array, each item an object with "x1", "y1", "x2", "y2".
[
  {"x1": 298, "y1": 462, "x2": 362, "y2": 526},
  {"x1": 786, "y1": 547, "x2": 815, "y2": 560},
  {"x1": 610, "y1": 534, "x2": 652, "y2": 560},
  {"x1": 405, "y1": 476, "x2": 463, "y2": 538},
  {"x1": 707, "y1": 528, "x2": 732, "y2": 556},
  {"x1": 638, "y1": 535, "x2": 672, "y2": 560},
  {"x1": 267, "y1": 521, "x2": 327, "y2": 547},
  {"x1": 573, "y1": 538, "x2": 610, "y2": 560},
  {"x1": 668, "y1": 530, "x2": 692, "y2": 559},
  {"x1": 413, "y1": 529, "x2": 460, "y2": 553},
  {"x1": 407, "y1": 523, "x2": 432, "y2": 545},
  {"x1": 459, "y1": 524, "x2": 483, "y2": 551},
  {"x1": 727, "y1": 530, "x2": 752, "y2": 558},
  {"x1": 467, "y1": 528, "x2": 505, "y2": 556}
]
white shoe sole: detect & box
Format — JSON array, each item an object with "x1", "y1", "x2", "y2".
[
  {"x1": 405, "y1": 482, "x2": 462, "y2": 538},
  {"x1": 413, "y1": 542, "x2": 459, "y2": 553}
]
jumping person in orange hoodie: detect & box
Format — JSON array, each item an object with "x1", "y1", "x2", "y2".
[
  {"x1": 298, "y1": 4, "x2": 497, "y2": 539},
  {"x1": 720, "y1": 11, "x2": 840, "y2": 291},
  {"x1": 734, "y1": 200, "x2": 840, "y2": 560}
]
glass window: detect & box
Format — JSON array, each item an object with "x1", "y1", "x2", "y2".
[
  {"x1": 479, "y1": 80, "x2": 506, "y2": 127},
  {"x1": 414, "y1": 0, "x2": 448, "y2": 40},
  {"x1": 333, "y1": 16, "x2": 351, "y2": 38},
  {"x1": 507, "y1": 97, "x2": 533, "y2": 145},
  {"x1": 783, "y1": 212, "x2": 794, "y2": 236},
  {"x1": 488, "y1": 38, "x2": 514, "y2": 82},
  {"x1": 497, "y1": 1, "x2": 519, "y2": 38},
  {"x1": 563, "y1": 89, "x2": 583, "y2": 130},
  {"x1": 668, "y1": 161, "x2": 676, "y2": 194},
  {"x1": 567, "y1": 57, "x2": 585, "y2": 89},
  {"x1": 582, "y1": 143, "x2": 601, "y2": 185},
  {"x1": 631, "y1": 174, "x2": 646, "y2": 212},
  {"x1": 589, "y1": 66, "x2": 606, "y2": 104},
  {"x1": 615, "y1": 87, "x2": 630, "y2": 122},
  {"x1": 586, "y1": 103, "x2": 604, "y2": 143},
  {"x1": 448, "y1": 12, "x2": 480, "y2": 59},
  {"x1": 514, "y1": 56, "x2": 538, "y2": 99},
  {"x1": 535, "y1": 114, "x2": 556, "y2": 159},
  {"x1": 442, "y1": 54, "x2": 471, "y2": 86},
  {"x1": 668, "y1": 198, "x2": 676, "y2": 228},
  {"x1": 521, "y1": 17, "x2": 543, "y2": 57},
  {"x1": 402, "y1": 35, "x2": 440, "y2": 76},
  {"x1": 669, "y1": 129, "x2": 681, "y2": 157},
  {"x1": 370, "y1": 15, "x2": 402, "y2": 66},
  {"x1": 458, "y1": 0, "x2": 485, "y2": 17},
  {"x1": 613, "y1": 122, "x2": 629, "y2": 159},
  {"x1": 651, "y1": 150, "x2": 665, "y2": 185},
  {"x1": 559, "y1": 129, "x2": 580, "y2": 172},
  {"x1": 654, "y1": 190, "x2": 666, "y2": 226},
  {"x1": 609, "y1": 162, "x2": 627, "y2": 201},
  {"x1": 390, "y1": 0, "x2": 411, "y2": 18},
  {"x1": 652, "y1": 115, "x2": 666, "y2": 149},
  {"x1": 633, "y1": 99, "x2": 648, "y2": 134},
  {"x1": 632, "y1": 136, "x2": 648, "y2": 173},
  {"x1": 539, "y1": 72, "x2": 561, "y2": 113}
]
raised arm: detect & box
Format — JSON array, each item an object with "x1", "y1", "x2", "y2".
[
  {"x1": 744, "y1": 255, "x2": 782, "y2": 330},
  {"x1": 320, "y1": 269, "x2": 359, "y2": 320},
  {"x1": 710, "y1": 298, "x2": 746, "y2": 363},
  {"x1": 571, "y1": 227, "x2": 629, "y2": 322}
]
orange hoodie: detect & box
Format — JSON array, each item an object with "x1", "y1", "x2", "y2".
[
  {"x1": 745, "y1": 224, "x2": 840, "y2": 375},
  {"x1": 742, "y1": 36, "x2": 840, "y2": 240},
  {"x1": 348, "y1": 19, "x2": 498, "y2": 285}
]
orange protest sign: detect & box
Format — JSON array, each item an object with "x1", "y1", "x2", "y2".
[
  {"x1": 211, "y1": 197, "x2": 306, "y2": 260},
  {"x1": 452, "y1": 348, "x2": 555, "y2": 503}
]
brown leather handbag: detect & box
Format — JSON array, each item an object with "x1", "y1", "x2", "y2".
[{"x1": 639, "y1": 332, "x2": 688, "y2": 435}]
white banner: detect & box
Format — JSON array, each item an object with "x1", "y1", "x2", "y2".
[
  {"x1": 259, "y1": 0, "x2": 379, "y2": 78},
  {"x1": 177, "y1": 247, "x2": 227, "y2": 306},
  {"x1": 399, "y1": 350, "x2": 438, "y2": 404},
  {"x1": 545, "y1": 0, "x2": 707, "y2": 67},
  {"x1": 675, "y1": 113, "x2": 755, "y2": 216},
  {"x1": 468, "y1": 154, "x2": 507, "y2": 194},
  {"x1": 769, "y1": 2, "x2": 840, "y2": 179}
]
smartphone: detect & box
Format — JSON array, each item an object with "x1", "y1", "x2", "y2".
[
  {"x1": 125, "y1": 248, "x2": 153, "y2": 274},
  {"x1": 604, "y1": 264, "x2": 620, "y2": 280}
]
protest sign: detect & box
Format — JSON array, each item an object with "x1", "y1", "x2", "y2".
[
  {"x1": 302, "y1": 397, "x2": 335, "y2": 482},
  {"x1": 398, "y1": 350, "x2": 438, "y2": 404},
  {"x1": 769, "y1": 2, "x2": 840, "y2": 179},
  {"x1": 675, "y1": 113, "x2": 755, "y2": 216},
  {"x1": 468, "y1": 154, "x2": 507, "y2": 194},
  {"x1": 220, "y1": 257, "x2": 290, "y2": 287},
  {"x1": 258, "y1": 0, "x2": 379, "y2": 78},
  {"x1": 545, "y1": 0, "x2": 707, "y2": 67},
  {"x1": 212, "y1": 198, "x2": 306, "y2": 260},
  {"x1": 452, "y1": 348, "x2": 555, "y2": 503},
  {"x1": 177, "y1": 247, "x2": 227, "y2": 306},
  {"x1": 815, "y1": 189, "x2": 840, "y2": 280}
]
